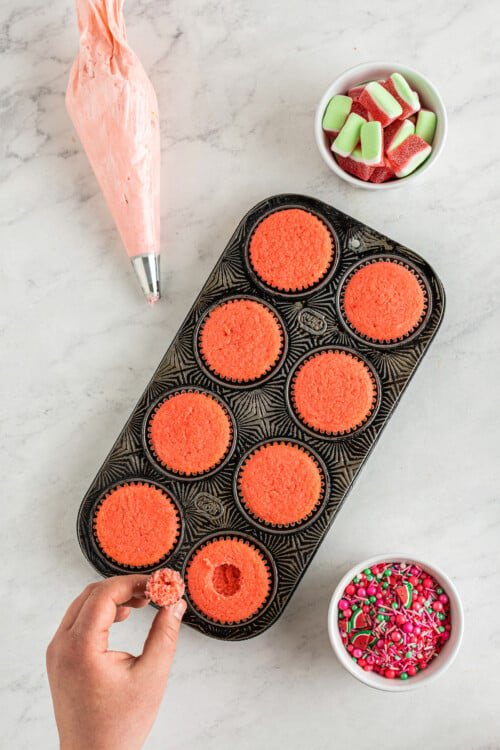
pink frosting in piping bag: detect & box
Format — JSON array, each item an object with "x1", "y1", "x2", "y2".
[{"x1": 66, "y1": 0, "x2": 160, "y2": 269}]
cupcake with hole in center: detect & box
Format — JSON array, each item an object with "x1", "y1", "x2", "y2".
[
  {"x1": 94, "y1": 483, "x2": 180, "y2": 568},
  {"x1": 291, "y1": 348, "x2": 378, "y2": 436},
  {"x1": 186, "y1": 537, "x2": 272, "y2": 624},
  {"x1": 340, "y1": 258, "x2": 427, "y2": 343},
  {"x1": 198, "y1": 298, "x2": 284, "y2": 383},
  {"x1": 237, "y1": 441, "x2": 325, "y2": 527},
  {"x1": 248, "y1": 208, "x2": 335, "y2": 292},
  {"x1": 147, "y1": 390, "x2": 233, "y2": 476}
]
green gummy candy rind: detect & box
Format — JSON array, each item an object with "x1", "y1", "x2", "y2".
[
  {"x1": 360, "y1": 121, "x2": 382, "y2": 164},
  {"x1": 367, "y1": 82, "x2": 402, "y2": 117},
  {"x1": 331, "y1": 112, "x2": 366, "y2": 157},
  {"x1": 322, "y1": 95, "x2": 352, "y2": 132},
  {"x1": 390, "y1": 73, "x2": 419, "y2": 108},
  {"x1": 416, "y1": 109, "x2": 437, "y2": 145}
]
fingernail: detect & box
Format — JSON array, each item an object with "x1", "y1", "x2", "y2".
[{"x1": 172, "y1": 599, "x2": 187, "y2": 620}]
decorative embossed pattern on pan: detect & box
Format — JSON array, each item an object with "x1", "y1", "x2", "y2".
[{"x1": 77, "y1": 194, "x2": 445, "y2": 640}]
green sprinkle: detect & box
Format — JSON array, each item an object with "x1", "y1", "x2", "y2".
[
  {"x1": 352, "y1": 604, "x2": 359, "y2": 611},
  {"x1": 369, "y1": 596, "x2": 377, "y2": 603},
  {"x1": 384, "y1": 570, "x2": 391, "y2": 577},
  {"x1": 391, "y1": 602, "x2": 399, "y2": 609},
  {"x1": 366, "y1": 575, "x2": 373, "y2": 582},
  {"x1": 400, "y1": 672, "x2": 408, "y2": 680},
  {"x1": 438, "y1": 626, "x2": 445, "y2": 633},
  {"x1": 363, "y1": 569, "x2": 371, "y2": 575},
  {"x1": 405, "y1": 652, "x2": 412, "y2": 658},
  {"x1": 382, "y1": 582, "x2": 389, "y2": 589},
  {"x1": 438, "y1": 613, "x2": 445, "y2": 621},
  {"x1": 338, "y1": 612, "x2": 344, "y2": 619},
  {"x1": 354, "y1": 576, "x2": 360, "y2": 583},
  {"x1": 377, "y1": 614, "x2": 386, "y2": 622},
  {"x1": 352, "y1": 657, "x2": 358, "y2": 663},
  {"x1": 436, "y1": 588, "x2": 443, "y2": 595}
]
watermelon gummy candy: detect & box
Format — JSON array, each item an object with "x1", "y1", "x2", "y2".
[
  {"x1": 348, "y1": 84, "x2": 365, "y2": 101},
  {"x1": 360, "y1": 121, "x2": 384, "y2": 166},
  {"x1": 359, "y1": 81, "x2": 402, "y2": 127},
  {"x1": 416, "y1": 109, "x2": 437, "y2": 145},
  {"x1": 335, "y1": 147, "x2": 374, "y2": 181},
  {"x1": 387, "y1": 134, "x2": 432, "y2": 177},
  {"x1": 322, "y1": 94, "x2": 352, "y2": 136},
  {"x1": 369, "y1": 156, "x2": 395, "y2": 183},
  {"x1": 384, "y1": 118, "x2": 415, "y2": 153},
  {"x1": 331, "y1": 112, "x2": 366, "y2": 157},
  {"x1": 351, "y1": 100, "x2": 369, "y2": 119},
  {"x1": 328, "y1": 72, "x2": 437, "y2": 183},
  {"x1": 383, "y1": 73, "x2": 420, "y2": 119}
]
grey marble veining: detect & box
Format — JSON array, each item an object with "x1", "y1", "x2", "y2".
[{"x1": 1, "y1": 1, "x2": 500, "y2": 748}]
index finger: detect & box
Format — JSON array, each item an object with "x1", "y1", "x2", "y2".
[{"x1": 71, "y1": 575, "x2": 149, "y2": 651}]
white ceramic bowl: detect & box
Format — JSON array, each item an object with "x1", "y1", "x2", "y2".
[
  {"x1": 314, "y1": 62, "x2": 448, "y2": 189},
  {"x1": 327, "y1": 554, "x2": 463, "y2": 691}
]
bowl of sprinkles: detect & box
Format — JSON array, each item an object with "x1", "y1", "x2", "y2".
[{"x1": 328, "y1": 555, "x2": 463, "y2": 691}]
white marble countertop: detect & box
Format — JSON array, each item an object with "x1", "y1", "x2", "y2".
[{"x1": 2, "y1": 1, "x2": 500, "y2": 747}]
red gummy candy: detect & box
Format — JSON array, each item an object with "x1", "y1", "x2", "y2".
[
  {"x1": 348, "y1": 85, "x2": 365, "y2": 102},
  {"x1": 359, "y1": 85, "x2": 401, "y2": 128},
  {"x1": 336, "y1": 153, "x2": 374, "y2": 181},
  {"x1": 386, "y1": 134, "x2": 431, "y2": 177},
  {"x1": 369, "y1": 157, "x2": 394, "y2": 183},
  {"x1": 351, "y1": 100, "x2": 369, "y2": 119}
]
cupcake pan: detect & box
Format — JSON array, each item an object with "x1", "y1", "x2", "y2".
[{"x1": 77, "y1": 193, "x2": 445, "y2": 640}]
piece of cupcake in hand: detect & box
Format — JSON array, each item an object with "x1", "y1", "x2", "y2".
[{"x1": 146, "y1": 568, "x2": 185, "y2": 607}]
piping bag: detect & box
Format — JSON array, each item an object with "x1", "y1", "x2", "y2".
[{"x1": 66, "y1": 0, "x2": 161, "y2": 304}]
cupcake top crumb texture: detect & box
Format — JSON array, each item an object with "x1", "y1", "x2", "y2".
[
  {"x1": 342, "y1": 260, "x2": 426, "y2": 342},
  {"x1": 148, "y1": 391, "x2": 232, "y2": 475},
  {"x1": 248, "y1": 208, "x2": 334, "y2": 292},
  {"x1": 292, "y1": 349, "x2": 377, "y2": 435},
  {"x1": 199, "y1": 298, "x2": 283, "y2": 382},
  {"x1": 146, "y1": 568, "x2": 185, "y2": 607},
  {"x1": 238, "y1": 442, "x2": 324, "y2": 526},
  {"x1": 94, "y1": 483, "x2": 180, "y2": 567}
]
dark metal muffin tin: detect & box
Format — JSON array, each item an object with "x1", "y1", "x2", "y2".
[{"x1": 77, "y1": 193, "x2": 445, "y2": 641}]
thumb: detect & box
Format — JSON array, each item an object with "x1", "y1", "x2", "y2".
[{"x1": 138, "y1": 599, "x2": 187, "y2": 675}]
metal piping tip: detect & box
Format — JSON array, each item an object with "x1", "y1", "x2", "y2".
[{"x1": 131, "y1": 253, "x2": 161, "y2": 304}]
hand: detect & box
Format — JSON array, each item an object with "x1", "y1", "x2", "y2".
[{"x1": 47, "y1": 575, "x2": 187, "y2": 750}]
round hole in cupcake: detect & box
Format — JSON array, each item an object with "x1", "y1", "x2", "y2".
[
  {"x1": 93, "y1": 482, "x2": 181, "y2": 569},
  {"x1": 145, "y1": 389, "x2": 235, "y2": 477},
  {"x1": 247, "y1": 207, "x2": 337, "y2": 294},
  {"x1": 236, "y1": 440, "x2": 327, "y2": 529},
  {"x1": 185, "y1": 535, "x2": 273, "y2": 625},
  {"x1": 197, "y1": 297, "x2": 286, "y2": 385},
  {"x1": 212, "y1": 563, "x2": 242, "y2": 596},
  {"x1": 338, "y1": 256, "x2": 430, "y2": 345},
  {"x1": 289, "y1": 347, "x2": 380, "y2": 437}
]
